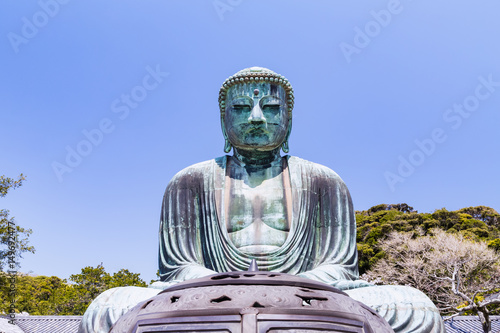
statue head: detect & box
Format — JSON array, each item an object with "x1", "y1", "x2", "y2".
[{"x1": 218, "y1": 67, "x2": 294, "y2": 154}]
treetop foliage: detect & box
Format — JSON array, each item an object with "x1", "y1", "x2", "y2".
[
  {"x1": 1, "y1": 264, "x2": 148, "y2": 315},
  {"x1": 0, "y1": 174, "x2": 34, "y2": 271},
  {"x1": 356, "y1": 204, "x2": 500, "y2": 274},
  {"x1": 0, "y1": 174, "x2": 25, "y2": 198}
]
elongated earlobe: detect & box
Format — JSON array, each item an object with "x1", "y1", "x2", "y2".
[
  {"x1": 221, "y1": 116, "x2": 232, "y2": 153},
  {"x1": 224, "y1": 139, "x2": 232, "y2": 153},
  {"x1": 282, "y1": 118, "x2": 292, "y2": 153},
  {"x1": 282, "y1": 141, "x2": 289, "y2": 153}
]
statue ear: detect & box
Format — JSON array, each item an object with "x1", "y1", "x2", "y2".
[
  {"x1": 282, "y1": 118, "x2": 292, "y2": 154},
  {"x1": 281, "y1": 141, "x2": 289, "y2": 153},
  {"x1": 221, "y1": 116, "x2": 232, "y2": 153},
  {"x1": 224, "y1": 140, "x2": 232, "y2": 153}
]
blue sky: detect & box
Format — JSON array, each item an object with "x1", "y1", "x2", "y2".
[{"x1": 1, "y1": 1, "x2": 499, "y2": 283}]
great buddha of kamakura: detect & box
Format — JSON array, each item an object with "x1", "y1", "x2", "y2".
[{"x1": 80, "y1": 67, "x2": 445, "y2": 333}]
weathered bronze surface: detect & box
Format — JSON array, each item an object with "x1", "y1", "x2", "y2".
[{"x1": 110, "y1": 269, "x2": 394, "y2": 333}]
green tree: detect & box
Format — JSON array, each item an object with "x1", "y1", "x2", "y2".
[
  {"x1": 458, "y1": 206, "x2": 500, "y2": 229},
  {"x1": 355, "y1": 204, "x2": 500, "y2": 274},
  {"x1": 108, "y1": 268, "x2": 147, "y2": 288},
  {"x1": 1, "y1": 272, "x2": 96, "y2": 315},
  {"x1": 488, "y1": 239, "x2": 500, "y2": 252},
  {"x1": 69, "y1": 264, "x2": 110, "y2": 314},
  {"x1": 0, "y1": 175, "x2": 25, "y2": 197},
  {"x1": 1, "y1": 264, "x2": 149, "y2": 315},
  {"x1": 68, "y1": 264, "x2": 147, "y2": 314},
  {"x1": 0, "y1": 174, "x2": 35, "y2": 271},
  {"x1": 13, "y1": 274, "x2": 67, "y2": 315}
]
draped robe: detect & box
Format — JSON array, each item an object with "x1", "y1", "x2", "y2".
[{"x1": 159, "y1": 155, "x2": 366, "y2": 288}]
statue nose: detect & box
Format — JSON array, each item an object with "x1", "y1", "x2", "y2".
[{"x1": 248, "y1": 104, "x2": 266, "y2": 124}]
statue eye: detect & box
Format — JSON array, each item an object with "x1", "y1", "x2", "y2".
[
  {"x1": 262, "y1": 103, "x2": 281, "y2": 112},
  {"x1": 232, "y1": 104, "x2": 252, "y2": 112},
  {"x1": 261, "y1": 96, "x2": 283, "y2": 113}
]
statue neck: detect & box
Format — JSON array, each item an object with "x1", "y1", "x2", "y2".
[{"x1": 233, "y1": 148, "x2": 282, "y2": 167}]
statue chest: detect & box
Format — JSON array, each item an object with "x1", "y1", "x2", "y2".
[{"x1": 225, "y1": 163, "x2": 291, "y2": 254}]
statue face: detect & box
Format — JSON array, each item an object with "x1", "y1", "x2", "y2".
[{"x1": 224, "y1": 82, "x2": 289, "y2": 151}]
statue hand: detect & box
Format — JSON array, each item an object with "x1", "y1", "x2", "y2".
[
  {"x1": 330, "y1": 279, "x2": 372, "y2": 290},
  {"x1": 149, "y1": 280, "x2": 183, "y2": 290}
]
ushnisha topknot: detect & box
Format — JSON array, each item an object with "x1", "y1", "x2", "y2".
[{"x1": 218, "y1": 67, "x2": 294, "y2": 116}]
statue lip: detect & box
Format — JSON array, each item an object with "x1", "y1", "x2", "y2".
[{"x1": 246, "y1": 125, "x2": 269, "y2": 135}]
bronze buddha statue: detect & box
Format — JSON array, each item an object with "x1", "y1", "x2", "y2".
[{"x1": 79, "y1": 67, "x2": 445, "y2": 333}]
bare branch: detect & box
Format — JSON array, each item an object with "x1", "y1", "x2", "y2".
[
  {"x1": 443, "y1": 312, "x2": 464, "y2": 321},
  {"x1": 365, "y1": 229, "x2": 500, "y2": 332},
  {"x1": 481, "y1": 297, "x2": 500, "y2": 307}
]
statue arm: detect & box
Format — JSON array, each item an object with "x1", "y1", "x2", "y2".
[
  {"x1": 158, "y1": 166, "x2": 217, "y2": 284},
  {"x1": 294, "y1": 168, "x2": 370, "y2": 290}
]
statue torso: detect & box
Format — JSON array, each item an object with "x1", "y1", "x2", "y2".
[{"x1": 226, "y1": 157, "x2": 290, "y2": 254}]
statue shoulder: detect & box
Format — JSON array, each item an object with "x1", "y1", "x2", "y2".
[
  {"x1": 166, "y1": 157, "x2": 226, "y2": 190},
  {"x1": 287, "y1": 156, "x2": 347, "y2": 186}
]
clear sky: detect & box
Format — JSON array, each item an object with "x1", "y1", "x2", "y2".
[{"x1": 1, "y1": 1, "x2": 499, "y2": 283}]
